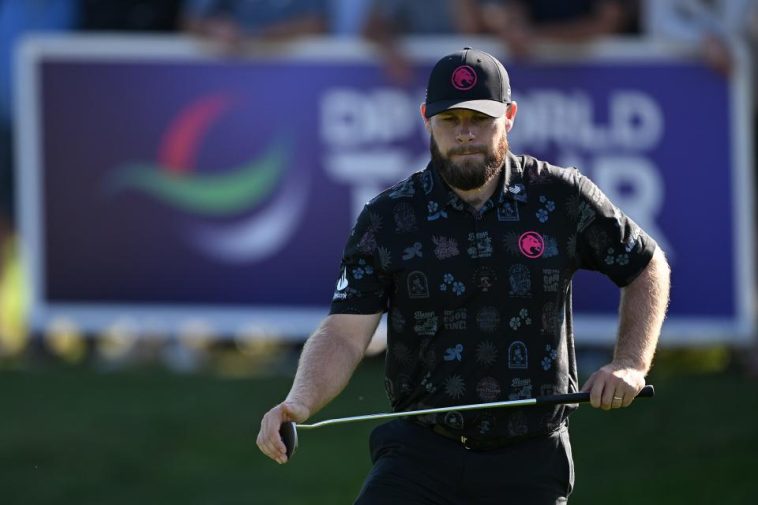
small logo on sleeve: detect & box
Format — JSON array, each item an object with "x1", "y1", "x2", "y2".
[
  {"x1": 518, "y1": 231, "x2": 544, "y2": 259},
  {"x1": 333, "y1": 268, "x2": 348, "y2": 300}
]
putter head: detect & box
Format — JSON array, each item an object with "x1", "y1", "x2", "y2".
[{"x1": 279, "y1": 421, "x2": 298, "y2": 460}]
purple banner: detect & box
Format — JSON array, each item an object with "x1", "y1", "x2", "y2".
[{"x1": 19, "y1": 37, "x2": 753, "y2": 342}]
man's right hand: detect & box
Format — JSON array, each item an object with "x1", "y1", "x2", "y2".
[{"x1": 257, "y1": 401, "x2": 310, "y2": 464}]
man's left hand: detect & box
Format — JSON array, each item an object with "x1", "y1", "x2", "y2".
[{"x1": 581, "y1": 362, "x2": 646, "y2": 410}]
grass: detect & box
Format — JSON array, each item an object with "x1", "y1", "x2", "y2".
[{"x1": 0, "y1": 355, "x2": 755, "y2": 504}]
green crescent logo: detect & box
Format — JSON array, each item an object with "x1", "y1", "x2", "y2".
[{"x1": 108, "y1": 140, "x2": 288, "y2": 217}]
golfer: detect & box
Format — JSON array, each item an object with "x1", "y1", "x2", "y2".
[{"x1": 258, "y1": 47, "x2": 670, "y2": 504}]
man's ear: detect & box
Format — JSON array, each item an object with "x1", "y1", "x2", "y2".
[
  {"x1": 420, "y1": 103, "x2": 431, "y2": 132},
  {"x1": 504, "y1": 101, "x2": 518, "y2": 133}
]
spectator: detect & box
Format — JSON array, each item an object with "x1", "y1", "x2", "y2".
[
  {"x1": 362, "y1": 0, "x2": 484, "y2": 83},
  {"x1": 328, "y1": 0, "x2": 372, "y2": 36},
  {"x1": 79, "y1": 0, "x2": 183, "y2": 32},
  {"x1": 182, "y1": 0, "x2": 329, "y2": 53},
  {"x1": 479, "y1": 0, "x2": 636, "y2": 58},
  {"x1": 642, "y1": 0, "x2": 757, "y2": 76}
]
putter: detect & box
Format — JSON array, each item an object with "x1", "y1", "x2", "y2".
[{"x1": 279, "y1": 384, "x2": 655, "y2": 459}]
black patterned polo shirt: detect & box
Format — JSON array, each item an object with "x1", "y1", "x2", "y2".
[{"x1": 329, "y1": 151, "x2": 657, "y2": 441}]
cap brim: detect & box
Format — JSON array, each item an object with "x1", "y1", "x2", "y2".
[{"x1": 425, "y1": 99, "x2": 507, "y2": 118}]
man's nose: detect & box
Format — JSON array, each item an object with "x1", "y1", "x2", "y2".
[{"x1": 456, "y1": 122, "x2": 475, "y2": 142}]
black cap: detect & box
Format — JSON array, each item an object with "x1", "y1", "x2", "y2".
[{"x1": 424, "y1": 47, "x2": 511, "y2": 118}]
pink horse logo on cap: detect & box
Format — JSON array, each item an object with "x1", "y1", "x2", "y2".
[
  {"x1": 518, "y1": 231, "x2": 544, "y2": 259},
  {"x1": 451, "y1": 65, "x2": 477, "y2": 90}
]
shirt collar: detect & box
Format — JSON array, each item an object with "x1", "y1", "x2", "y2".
[
  {"x1": 425, "y1": 151, "x2": 528, "y2": 211},
  {"x1": 501, "y1": 151, "x2": 528, "y2": 204}
]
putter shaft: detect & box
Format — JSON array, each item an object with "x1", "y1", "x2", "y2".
[{"x1": 296, "y1": 384, "x2": 655, "y2": 430}]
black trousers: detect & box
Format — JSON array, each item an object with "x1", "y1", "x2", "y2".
[{"x1": 354, "y1": 420, "x2": 574, "y2": 505}]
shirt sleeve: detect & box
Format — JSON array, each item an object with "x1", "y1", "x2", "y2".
[
  {"x1": 573, "y1": 172, "x2": 657, "y2": 287},
  {"x1": 329, "y1": 204, "x2": 392, "y2": 315}
]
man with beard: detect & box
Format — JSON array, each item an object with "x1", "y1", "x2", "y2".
[{"x1": 257, "y1": 48, "x2": 670, "y2": 504}]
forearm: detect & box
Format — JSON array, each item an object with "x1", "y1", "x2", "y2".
[
  {"x1": 285, "y1": 315, "x2": 377, "y2": 418},
  {"x1": 614, "y1": 247, "x2": 671, "y2": 373}
]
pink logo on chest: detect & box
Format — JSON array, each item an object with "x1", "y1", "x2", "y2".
[
  {"x1": 451, "y1": 65, "x2": 477, "y2": 90},
  {"x1": 519, "y1": 231, "x2": 544, "y2": 259}
]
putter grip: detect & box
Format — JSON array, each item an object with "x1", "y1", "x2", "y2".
[
  {"x1": 536, "y1": 384, "x2": 655, "y2": 406},
  {"x1": 279, "y1": 421, "x2": 298, "y2": 460}
]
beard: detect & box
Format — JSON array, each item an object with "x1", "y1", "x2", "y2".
[{"x1": 430, "y1": 132, "x2": 508, "y2": 191}]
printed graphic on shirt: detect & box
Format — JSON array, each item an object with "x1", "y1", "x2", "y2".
[
  {"x1": 508, "y1": 341, "x2": 528, "y2": 369},
  {"x1": 467, "y1": 231, "x2": 493, "y2": 258},
  {"x1": 377, "y1": 246, "x2": 392, "y2": 270},
  {"x1": 444, "y1": 344, "x2": 464, "y2": 362},
  {"x1": 475, "y1": 340, "x2": 499, "y2": 366},
  {"x1": 421, "y1": 170, "x2": 434, "y2": 195},
  {"x1": 542, "y1": 235, "x2": 559, "y2": 258},
  {"x1": 402, "y1": 242, "x2": 423, "y2": 260},
  {"x1": 509, "y1": 308, "x2": 532, "y2": 330},
  {"x1": 476, "y1": 413, "x2": 496, "y2": 435},
  {"x1": 357, "y1": 229, "x2": 377, "y2": 254},
  {"x1": 413, "y1": 310, "x2": 438, "y2": 335},
  {"x1": 497, "y1": 201, "x2": 520, "y2": 221},
  {"x1": 585, "y1": 228, "x2": 610, "y2": 258},
  {"x1": 432, "y1": 236, "x2": 460, "y2": 260},
  {"x1": 393, "y1": 342, "x2": 415, "y2": 366},
  {"x1": 473, "y1": 266, "x2": 497, "y2": 293},
  {"x1": 390, "y1": 307, "x2": 406, "y2": 332},
  {"x1": 604, "y1": 247, "x2": 630, "y2": 266},
  {"x1": 503, "y1": 232, "x2": 521, "y2": 256},
  {"x1": 543, "y1": 269, "x2": 560, "y2": 292},
  {"x1": 396, "y1": 374, "x2": 413, "y2": 395},
  {"x1": 351, "y1": 258, "x2": 374, "y2": 280},
  {"x1": 407, "y1": 271, "x2": 430, "y2": 298},
  {"x1": 541, "y1": 301, "x2": 559, "y2": 334},
  {"x1": 508, "y1": 378, "x2": 533, "y2": 400},
  {"x1": 536, "y1": 195, "x2": 556, "y2": 223},
  {"x1": 508, "y1": 264, "x2": 532, "y2": 297},
  {"x1": 541, "y1": 344, "x2": 558, "y2": 371},
  {"x1": 476, "y1": 377, "x2": 502, "y2": 402},
  {"x1": 443, "y1": 309, "x2": 467, "y2": 330},
  {"x1": 519, "y1": 232, "x2": 544, "y2": 259},
  {"x1": 421, "y1": 371, "x2": 437, "y2": 393},
  {"x1": 388, "y1": 178, "x2": 415, "y2": 199},
  {"x1": 439, "y1": 273, "x2": 466, "y2": 296},
  {"x1": 476, "y1": 306, "x2": 501, "y2": 333},
  {"x1": 427, "y1": 201, "x2": 448, "y2": 221},
  {"x1": 393, "y1": 202, "x2": 417, "y2": 233},
  {"x1": 444, "y1": 411, "x2": 465, "y2": 430},
  {"x1": 444, "y1": 375, "x2": 466, "y2": 399}
]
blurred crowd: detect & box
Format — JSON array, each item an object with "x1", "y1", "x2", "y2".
[{"x1": 1, "y1": 0, "x2": 758, "y2": 364}]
